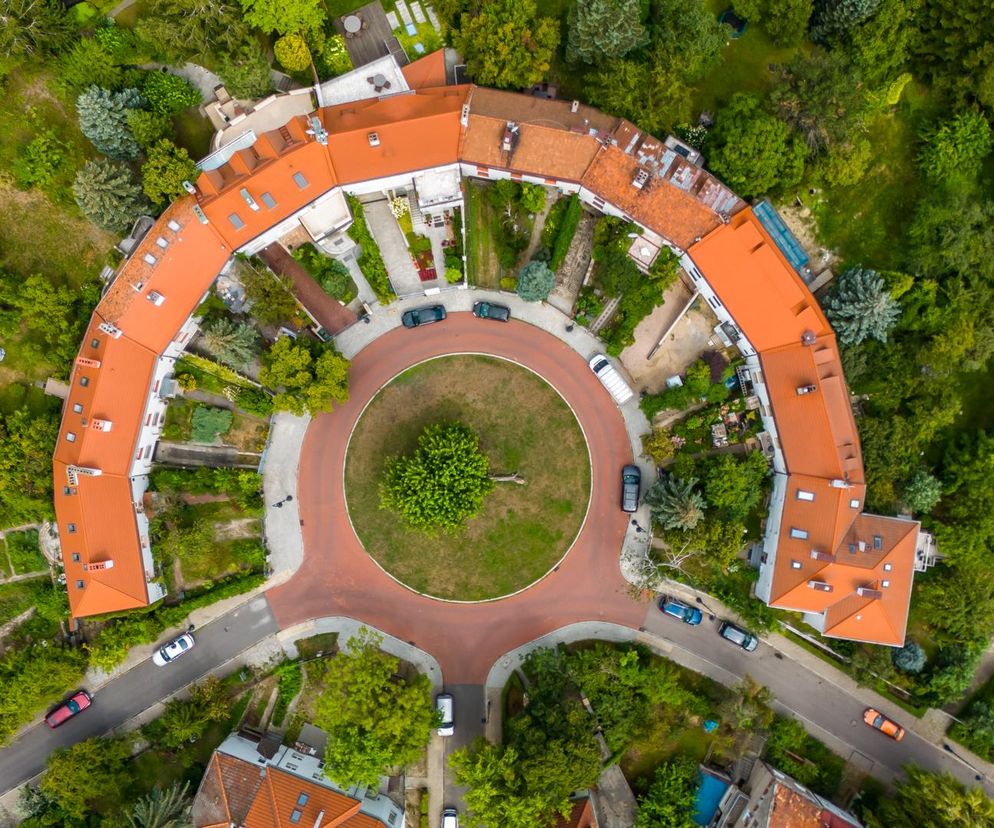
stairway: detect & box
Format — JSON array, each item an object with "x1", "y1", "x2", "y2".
[{"x1": 407, "y1": 192, "x2": 425, "y2": 232}]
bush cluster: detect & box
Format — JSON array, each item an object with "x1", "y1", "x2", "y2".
[{"x1": 346, "y1": 196, "x2": 394, "y2": 303}]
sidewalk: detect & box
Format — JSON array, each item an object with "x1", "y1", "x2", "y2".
[{"x1": 261, "y1": 412, "x2": 309, "y2": 581}]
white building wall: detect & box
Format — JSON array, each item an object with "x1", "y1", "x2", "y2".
[{"x1": 756, "y1": 471, "x2": 787, "y2": 602}]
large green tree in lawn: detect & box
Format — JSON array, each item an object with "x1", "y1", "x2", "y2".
[
  {"x1": 731, "y1": 0, "x2": 812, "y2": 45},
  {"x1": 141, "y1": 139, "x2": 198, "y2": 206},
  {"x1": 708, "y1": 93, "x2": 806, "y2": 198},
  {"x1": 699, "y1": 451, "x2": 769, "y2": 524},
  {"x1": 259, "y1": 335, "x2": 350, "y2": 415},
  {"x1": 516, "y1": 260, "x2": 556, "y2": 302},
  {"x1": 635, "y1": 758, "x2": 699, "y2": 828},
  {"x1": 238, "y1": 0, "x2": 325, "y2": 35},
  {"x1": 454, "y1": 0, "x2": 559, "y2": 89},
  {"x1": 313, "y1": 629, "x2": 435, "y2": 787},
  {"x1": 566, "y1": 0, "x2": 648, "y2": 64},
  {"x1": 76, "y1": 86, "x2": 144, "y2": 161},
  {"x1": 380, "y1": 422, "x2": 493, "y2": 531}
]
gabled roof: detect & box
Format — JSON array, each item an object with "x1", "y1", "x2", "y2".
[
  {"x1": 461, "y1": 114, "x2": 602, "y2": 182},
  {"x1": 767, "y1": 776, "x2": 862, "y2": 828},
  {"x1": 400, "y1": 49, "x2": 448, "y2": 90},
  {"x1": 467, "y1": 86, "x2": 618, "y2": 133},
  {"x1": 322, "y1": 86, "x2": 469, "y2": 185},
  {"x1": 690, "y1": 210, "x2": 832, "y2": 350},
  {"x1": 760, "y1": 338, "x2": 864, "y2": 482},
  {"x1": 580, "y1": 144, "x2": 724, "y2": 250}
]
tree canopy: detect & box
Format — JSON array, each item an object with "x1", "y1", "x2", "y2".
[
  {"x1": 76, "y1": 86, "x2": 144, "y2": 160},
  {"x1": 825, "y1": 267, "x2": 902, "y2": 346},
  {"x1": 73, "y1": 158, "x2": 151, "y2": 234},
  {"x1": 516, "y1": 260, "x2": 556, "y2": 302},
  {"x1": 634, "y1": 758, "x2": 698, "y2": 828},
  {"x1": 237, "y1": 0, "x2": 325, "y2": 35},
  {"x1": 566, "y1": 0, "x2": 649, "y2": 64},
  {"x1": 141, "y1": 139, "x2": 198, "y2": 205},
  {"x1": 312, "y1": 629, "x2": 436, "y2": 787},
  {"x1": 259, "y1": 335, "x2": 350, "y2": 415}
]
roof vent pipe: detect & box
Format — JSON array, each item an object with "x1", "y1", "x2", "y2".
[
  {"x1": 571, "y1": 100, "x2": 579, "y2": 113},
  {"x1": 801, "y1": 329, "x2": 816, "y2": 345}
]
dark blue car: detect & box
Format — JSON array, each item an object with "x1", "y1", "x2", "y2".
[{"x1": 657, "y1": 596, "x2": 703, "y2": 626}]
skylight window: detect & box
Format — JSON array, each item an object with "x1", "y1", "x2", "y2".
[
  {"x1": 882, "y1": 580, "x2": 890, "y2": 588},
  {"x1": 68, "y1": 523, "x2": 76, "y2": 533},
  {"x1": 789, "y1": 528, "x2": 808, "y2": 540},
  {"x1": 791, "y1": 560, "x2": 802, "y2": 569},
  {"x1": 290, "y1": 810, "x2": 302, "y2": 824},
  {"x1": 228, "y1": 213, "x2": 245, "y2": 229},
  {"x1": 79, "y1": 376, "x2": 89, "y2": 387},
  {"x1": 66, "y1": 432, "x2": 76, "y2": 442},
  {"x1": 156, "y1": 236, "x2": 168, "y2": 249},
  {"x1": 883, "y1": 563, "x2": 893, "y2": 571},
  {"x1": 143, "y1": 253, "x2": 157, "y2": 266},
  {"x1": 90, "y1": 338, "x2": 100, "y2": 349},
  {"x1": 261, "y1": 191, "x2": 277, "y2": 208},
  {"x1": 73, "y1": 403, "x2": 83, "y2": 414},
  {"x1": 796, "y1": 489, "x2": 815, "y2": 501},
  {"x1": 296, "y1": 793, "x2": 308, "y2": 806},
  {"x1": 849, "y1": 498, "x2": 860, "y2": 508},
  {"x1": 71, "y1": 553, "x2": 80, "y2": 562},
  {"x1": 293, "y1": 171, "x2": 309, "y2": 189},
  {"x1": 75, "y1": 580, "x2": 84, "y2": 589}
]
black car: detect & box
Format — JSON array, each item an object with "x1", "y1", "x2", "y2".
[
  {"x1": 718, "y1": 621, "x2": 759, "y2": 652},
  {"x1": 621, "y1": 465, "x2": 641, "y2": 513},
  {"x1": 472, "y1": 301, "x2": 511, "y2": 322},
  {"x1": 401, "y1": 305, "x2": 447, "y2": 328}
]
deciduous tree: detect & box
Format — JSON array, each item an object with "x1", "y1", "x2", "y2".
[
  {"x1": 274, "y1": 33, "x2": 311, "y2": 72},
  {"x1": 238, "y1": 0, "x2": 325, "y2": 35},
  {"x1": 917, "y1": 112, "x2": 993, "y2": 192},
  {"x1": 216, "y1": 45, "x2": 275, "y2": 99},
  {"x1": 453, "y1": 0, "x2": 559, "y2": 89},
  {"x1": 141, "y1": 139, "x2": 198, "y2": 206},
  {"x1": 824, "y1": 267, "x2": 901, "y2": 345},
  {"x1": 731, "y1": 0, "x2": 812, "y2": 45},
  {"x1": 40, "y1": 737, "x2": 132, "y2": 822},
  {"x1": 259, "y1": 336, "x2": 350, "y2": 415},
  {"x1": 313, "y1": 629, "x2": 435, "y2": 787},
  {"x1": 708, "y1": 93, "x2": 806, "y2": 197},
  {"x1": 865, "y1": 767, "x2": 994, "y2": 828},
  {"x1": 516, "y1": 260, "x2": 555, "y2": 302},
  {"x1": 141, "y1": 71, "x2": 202, "y2": 115},
  {"x1": 58, "y1": 37, "x2": 122, "y2": 93},
  {"x1": 566, "y1": 0, "x2": 649, "y2": 64},
  {"x1": 73, "y1": 158, "x2": 151, "y2": 233},
  {"x1": 634, "y1": 757, "x2": 698, "y2": 828},
  {"x1": 380, "y1": 422, "x2": 493, "y2": 531},
  {"x1": 699, "y1": 451, "x2": 768, "y2": 524},
  {"x1": 134, "y1": 0, "x2": 252, "y2": 62}
]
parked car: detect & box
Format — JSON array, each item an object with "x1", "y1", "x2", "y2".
[
  {"x1": 863, "y1": 708, "x2": 905, "y2": 741},
  {"x1": 621, "y1": 465, "x2": 641, "y2": 513},
  {"x1": 436, "y1": 693, "x2": 454, "y2": 737},
  {"x1": 718, "y1": 621, "x2": 759, "y2": 652},
  {"x1": 589, "y1": 353, "x2": 634, "y2": 405},
  {"x1": 45, "y1": 690, "x2": 92, "y2": 728},
  {"x1": 441, "y1": 807, "x2": 459, "y2": 828},
  {"x1": 472, "y1": 301, "x2": 511, "y2": 322},
  {"x1": 402, "y1": 305, "x2": 447, "y2": 328},
  {"x1": 657, "y1": 596, "x2": 703, "y2": 626},
  {"x1": 152, "y1": 632, "x2": 196, "y2": 666}
]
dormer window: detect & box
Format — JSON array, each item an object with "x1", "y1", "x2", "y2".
[
  {"x1": 368, "y1": 131, "x2": 380, "y2": 146},
  {"x1": 789, "y1": 528, "x2": 808, "y2": 539},
  {"x1": 147, "y1": 290, "x2": 165, "y2": 306},
  {"x1": 796, "y1": 489, "x2": 815, "y2": 501},
  {"x1": 261, "y1": 191, "x2": 277, "y2": 208},
  {"x1": 143, "y1": 253, "x2": 157, "y2": 266},
  {"x1": 873, "y1": 535, "x2": 882, "y2": 549},
  {"x1": 293, "y1": 171, "x2": 309, "y2": 189},
  {"x1": 156, "y1": 236, "x2": 168, "y2": 249}
]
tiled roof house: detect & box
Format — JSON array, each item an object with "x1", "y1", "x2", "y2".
[{"x1": 52, "y1": 50, "x2": 925, "y2": 644}]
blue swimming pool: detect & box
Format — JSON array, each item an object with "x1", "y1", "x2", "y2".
[{"x1": 693, "y1": 769, "x2": 731, "y2": 826}]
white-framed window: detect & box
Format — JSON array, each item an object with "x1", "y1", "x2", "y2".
[
  {"x1": 791, "y1": 560, "x2": 802, "y2": 569},
  {"x1": 789, "y1": 527, "x2": 808, "y2": 539},
  {"x1": 796, "y1": 489, "x2": 815, "y2": 501}
]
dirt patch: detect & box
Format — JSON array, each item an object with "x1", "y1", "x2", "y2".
[
  {"x1": 345, "y1": 355, "x2": 591, "y2": 600},
  {"x1": 214, "y1": 518, "x2": 260, "y2": 540},
  {"x1": 225, "y1": 413, "x2": 270, "y2": 452}
]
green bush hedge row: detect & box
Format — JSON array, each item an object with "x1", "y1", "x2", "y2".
[{"x1": 346, "y1": 195, "x2": 394, "y2": 303}]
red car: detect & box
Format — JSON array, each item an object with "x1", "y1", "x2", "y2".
[{"x1": 45, "y1": 690, "x2": 92, "y2": 728}]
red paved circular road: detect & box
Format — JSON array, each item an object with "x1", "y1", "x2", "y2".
[{"x1": 265, "y1": 313, "x2": 647, "y2": 684}]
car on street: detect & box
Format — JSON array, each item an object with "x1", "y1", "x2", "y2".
[
  {"x1": 402, "y1": 305, "x2": 447, "y2": 328},
  {"x1": 436, "y1": 693, "x2": 454, "y2": 736},
  {"x1": 472, "y1": 301, "x2": 510, "y2": 322},
  {"x1": 152, "y1": 632, "x2": 196, "y2": 666},
  {"x1": 621, "y1": 465, "x2": 641, "y2": 513},
  {"x1": 863, "y1": 707, "x2": 905, "y2": 741},
  {"x1": 441, "y1": 808, "x2": 459, "y2": 828},
  {"x1": 45, "y1": 690, "x2": 92, "y2": 728},
  {"x1": 718, "y1": 621, "x2": 759, "y2": 652},
  {"x1": 657, "y1": 596, "x2": 703, "y2": 625}
]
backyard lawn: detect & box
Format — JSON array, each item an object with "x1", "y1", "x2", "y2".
[
  {"x1": 3, "y1": 530, "x2": 47, "y2": 575},
  {"x1": 464, "y1": 181, "x2": 503, "y2": 290},
  {"x1": 345, "y1": 355, "x2": 591, "y2": 599}
]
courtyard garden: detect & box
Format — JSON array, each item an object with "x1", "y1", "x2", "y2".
[{"x1": 344, "y1": 355, "x2": 590, "y2": 599}]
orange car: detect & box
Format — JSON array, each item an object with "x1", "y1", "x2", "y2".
[{"x1": 863, "y1": 708, "x2": 905, "y2": 741}]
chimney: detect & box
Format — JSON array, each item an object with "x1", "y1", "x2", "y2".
[
  {"x1": 89, "y1": 418, "x2": 113, "y2": 432},
  {"x1": 795, "y1": 384, "x2": 817, "y2": 395},
  {"x1": 807, "y1": 580, "x2": 833, "y2": 592},
  {"x1": 632, "y1": 168, "x2": 650, "y2": 190},
  {"x1": 84, "y1": 560, "x2": 114, "y2": 571},
  {"x1": 368, "y1": 132, "x2": 380, "y2": 147},
  {"x1": 857, "y1": 586, "x2": 883, "y2": 599},
  {"x1": 98, "y1": 322, "x2": 123, "y2": 339},
  {"x1": 810, "y1": 550, "x2": 835, "y2": 563},
  {"x1": 571, "y1": 99, "x2": 579, "y2": 113},
  {"x1": 193, "y1": 205, "x2": 209, "y2": 224}
]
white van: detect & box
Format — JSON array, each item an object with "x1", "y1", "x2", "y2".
[
  {"x1": 589, "y1": 354, "x2": 634, "y2": 405},
  {"x1": 436, "y1": 693, "x2": 454, "y2": 736}
]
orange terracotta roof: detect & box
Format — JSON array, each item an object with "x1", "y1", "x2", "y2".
[
  {"x1": 467, "y1": 86, "x2": 618, "y2": 134},
  {"x1": 768, "y1": 782, "x2": 861, "y2": 828},
  {"x1": 54, "y1": 468, "x2": 151, "y2": 618},
  {"x1": 322, "y1": 86, "x2": 469, "y2": 185},
  {"x1": 400, "y1": 48, "x2": 448, "y2": 90},
  {"x1": 580, "y1": 145, "x2": 723, "y2": 250},
  {"x1": 96, "y1": 199, "x2": 232, "y2": 353},
  {"x1": 760, "y1": 338, "x2": 864, "y2": 482},
  {"x1": 194, "y1": 750, "x2": 390, "y2": 828},
  {"x1": 461, "y1": 114, "x2": 601, "y2": 182},
  {"x1": 690, "y1": 209, "x2": 832, "y2": 350},
  {"x1": 555, "y1": 798, "x2": 596, "y2": 828}
]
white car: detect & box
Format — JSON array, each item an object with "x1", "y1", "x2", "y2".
[
  {"x1": 436, "y1": 693, "x2": 454, "y2": 736},
  {"x1": 152, "y1": 633, "x2": 196, "y2": 666},
  {"x1": 441, "y1": 808, "x2": 459, "y2": 828}
]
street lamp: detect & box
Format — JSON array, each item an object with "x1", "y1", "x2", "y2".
[
  {"x1": 695, "y1": 596, "x2": 718, "y2": 621},
  {"x1": 943, "y1": 743, "x2": 984, "y2": 782},
  {"x1": 631, "y1": 519, "x2": 646, "y2": 534},
  {"x1": 272, "y1": 494, "x2": 294, "y2": 509}
]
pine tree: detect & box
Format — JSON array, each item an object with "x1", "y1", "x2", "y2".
[
  {"x1": 75, "y1": 86, "x2": 144, "y2": 160},
  {"x1": 126, "y1": 782, "x2": 193, "y2": 828},
  {"x1": 903, "y1": 468, "x2": 942, "y2": 514},
  {"x1": 566, "y1": 0, "x2": 649, "y2": 64},
  {"x1": 810, "y1": 0, "x2": 880, "y2": 42},
  {"x1": 73, "y1": 158, "x2": 151, "y2": 233},
  {"x1": 645, "y1": 476, "x2": 706, "y2": 531},
  {"x1": 824, "y1": 267, "x2": 901, "y2": 345},
  {"x1": 201, "y1": 318, "x2": 258, "y2": 370},
  {"x1": 516, "y1": 260, "x2": 556, "y2": 302}
]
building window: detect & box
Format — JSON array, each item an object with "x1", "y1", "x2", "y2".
[
  {"x1": 79, "y1": 376, "x2": 89, "y2": 387},
  {"x1": 290, "y1": 810, "x2": 302, "y2": 824},
  {"x1": 293, "y1": 172, "x2": 308, "y2": 189},
  {"x1": 849, "y1": 498, "x2": 860, "y2": 508},
  {"x1": 90, "y1": 338, "x2": 100, "y2": 349},
  {"x1": 873, "y1": 535, "x2": 882, "y2": 550},
  {"x1": 296, "y1": 793, "x2": 308, "y2": 806},
  {"x1": 71, "y1": 553, "x2": 80, "y2": 562},
  {"x1": 883, "y1": 562, "x2": 893, "y2": 572},
  {"x1": 228, "y1": 212, "x2": 245, "y2": 229},
  {"x1": 789, "y1": 528, "x2": 808, "y2": 540},
  {"x1": 68, "y1": 523, "x2": 77, "y2": 533},
  {"x1": 65, "y1": 432, "x2": 76, "y2": 442},
  {"x1": 791, "y1": 560, "x2": 802, "y2": 569},
  {"x1": 261, "y1": 191, "x2": 277, "y2": 208},
  {"x1": 73, "y1": 403, "x2": 83, "y2": 414},
  {"x1": 75, "y1": 580, "x2": 84, "y2": 589},
  {"x1": 796, "y1": 489, "x2": 815, "y2": 501},
  {"x1": 63, "y1": 486, "x2": 71, "y2": 495},
  {"x1": 388, "y1": 812, "x2": 398, "y2": 825}
]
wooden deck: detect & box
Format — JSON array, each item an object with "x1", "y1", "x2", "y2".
[{"x1": 335, "y1": 1, "x2": 409, "y2": 70}]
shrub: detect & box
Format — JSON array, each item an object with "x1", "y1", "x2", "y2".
[
  {"x1": 444, "y1": 266, "x2": 462, "y2": 284},
  {"x1": 141, "y1": 139, "x2": 198, "y2": 205},
  {"x1": 58, "y1": 38, "x2": 122, "y2": 93},
  {"x1": 516, "y1": 260, "x2": 555, "y2": 302},
  {"x1": 191, "y1": 405, "x2": 233, "y2": 443},
  {"x1": 216, "y1": 46, "x2": 274, "y2": 99},
  {"x1": 126, "y1": 109, "x2": 172, "y2": 148},
  {"x1": 13, "y1": 130, "x2": 67, "y2": 191},
  {"x1": 271, "y1": 661, "x2": 303, "y2": 726},
  {"x1": 321, "y1": 34, "x2": 353, "y2": 77},
  {"x1": 233, "y1": 385, "x2": 274, "y2": 417},
  {"x1": 893, "y1": 640, "x2": 927, "y2": 674},
  {"x1": 548, "y1": 195, "x2": 582, "y2": 271},
  {"x1": 346, "y1": 195, "x2": 393, "y2": 303},
  {"x1": 141, "y1": 70, "x2": 201, "y2": 115},
  {"x1": 499, "y1": 276, "x2": 517, "y2": 291},
  {"x1": 274, "y1": 34, "x2": 312, "y2": 73}
]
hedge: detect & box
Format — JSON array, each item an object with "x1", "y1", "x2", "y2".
[
  {"x1": 547, "y1": 195, "x2": 582, "y2": 272},
  {"x1": 346, "y1": 195, "x2": 394, "y2": 303}
]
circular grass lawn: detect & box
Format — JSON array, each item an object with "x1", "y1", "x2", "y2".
[{"x1": 344, "y1": 355, "x2": 591, "y2": 600}]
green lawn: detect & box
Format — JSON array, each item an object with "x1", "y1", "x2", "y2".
[
  {"x1": 464, "y1": 182, "x2": 503, "y2": 289},
  {"x1": 4, "y1": 530, "x2": 46, "y2": 575},
  {"x1": 345, "y1": 356, "x2": 591, "y2": 600},
  {"x1": 0, "y1": 577, "x2": 52, "y2": 627},
  {"x1": 162, "y1": 398, "x2": 195, "y2": 441},
  {"x1": 172, "y1": 107, "x2": 216, "y2": 161}
]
